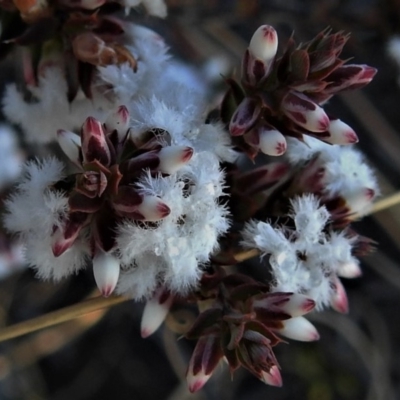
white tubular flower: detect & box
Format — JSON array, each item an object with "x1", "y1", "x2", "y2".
[{"x1": 241, "y1": 194, "x2": 360, "y2": 311}]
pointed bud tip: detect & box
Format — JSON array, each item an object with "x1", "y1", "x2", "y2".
[
  {"x1": 141, "y1": 328, "x2": 152, "y2": 339},
  {"x1": 157, "y1": 202, "x2": 171, "y2": 218},
  {"x1": 331, "y1": 281, "x2": 349, "y2": 314},
  {"x1": 249, "y1": 25, "x2": 278, "y2": 62},
  {"x1": 188, "y1": 378, "x2": 208, "y2": 393},
  {"x1": 84, "y1": 116, "x2": 104, "y2": 137},
  {"x1": 262, "y1": 366, "x2": 282, "y2": 387},
  {"x1": 302, "y1": 298, "x2": 316, "y2": 313},
  {"x1": 52, "y1": 242, "x2": 69, "y2": 257},
  {"x1": 182, "y1": 147, "x2": 194, "y2": 162},
  {"x1": 365, "y1": 188, "x2": 375, "y2": 200}
]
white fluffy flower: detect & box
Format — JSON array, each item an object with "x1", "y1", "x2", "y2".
[
  {"x1": 0, "y1": 125, "x2": 23, "y2": 188},
  {"x1": 129, "y1": 95, "x2": 237, "y2": 163},
  {"x1": 116, "y1": 152, "x2": 230, "y2": 298},
  {"x1": 241, "y1": 194, "x2": 358, "y2": 311},
  {"x1": 3, "y1": 158, "x2": 89, "y2": 280},
  {"x1": 286, "y1": 136, "x2": 379, "y2": 214}
]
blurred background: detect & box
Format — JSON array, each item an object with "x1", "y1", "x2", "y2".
[{"x1": 1, "y1": 0, "x2": 400, "y2": 399}]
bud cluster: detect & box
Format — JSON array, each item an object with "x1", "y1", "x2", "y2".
[
  {"x1": 184, "y1": 269, "x2": 317, "y2": 392},
  {"x1": 222, "y1": 26, "x2": 377, "y2": 158},
  {"x1": 0, "y1": 0, "x2": 166, "y2": 109}
]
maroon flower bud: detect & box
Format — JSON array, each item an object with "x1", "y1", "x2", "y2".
[
  {"x1": 51, "y1": 213, "x2": 89, "y2": 257},
  {"x1": 81, "y1": 117, "x2": 113, "y2": 166},
  {"x1": 257, "y1": 125, "x2": 287, "y2": 156},
  {"x1": 330, "y1": 277, "x2": 349, "y2": 313},
  {"x1": 249, "y1": 25, "x2": 278, "y2": 63},
  {"x1": 324, "y1": 118, "x2": 358, "y2": 145},
  {"x1": 76, "y1": 171, "x2": 108, "y2": 198},
  {"x1": 325, "y1": 64, "x2": 377, "y2": 94},
  {"x1": 281, "y1": 91, "x2": 329, "y2": 133},
  {"x1": 156, "y1": 146, "x2": 194, "y2": 174},
  {"x1": 186, "y1": 335, "x2": 223, "y2": 393},
  {"x1": 229, "y1": 98, "x2": 261, "y2": 136}
]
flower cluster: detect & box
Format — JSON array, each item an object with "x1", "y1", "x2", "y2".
[
  {"x1": 242, "y1": 194, "x2": 361, "y2": 311},
  {"x1": 0, "y1": 8, "x2": 380, "y2": 395},
  {"x1": 4, "y1": 104, "x2": 231, "y2": 298},
  {"x1": 221, "y1": 25, "x2": 377, "y2": 159}
]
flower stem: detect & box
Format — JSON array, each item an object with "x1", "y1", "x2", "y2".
[
  {"x1": 0, "y1": 295, "x2": 129, "y2": 343},
  {"x1": 371, "y1": 191, "x2": 400, "y2": 214}
]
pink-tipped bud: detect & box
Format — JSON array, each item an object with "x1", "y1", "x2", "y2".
[
  {"x1": 229, "y1": 98, "x2": 261, "y2": 136},
  {"x1": 57, "y1": 129, "x2": 82, "y2": 165},
  {"x1": 137, "y1": 195, "x2": 171, "y2": 221},
  {"x1": 330, "y1": 278, "x2": 349, "y2": 313},
  {"x1": 254, "y1": 293, "x2": 315, "y2": 318},
  {"x1": 51, "y1": 214, "x2": 88, "y2": 257},
  {"x1": 261, "y1": 366, "x2": 282, "y2": 387},
  {"x1": 258, "y1": 126, "x2": 287, "y2": 156},
  {"x1": 280, "y1": 293, "x2": 316, "y2": 317},
  {"x1": 187, "y1": 369, "x2": 212, "y2": 393},
  {"x1": 282, "y1": 91, "x2": 330, "y2": 133},
  {"x1": 249, "y1": 25, "x2": 278, "y2": 62},
  {"x1": 93, "y1": 251, "x2": 120, "y2": 297},
  {"x1": 338, "y1": 261, "x2": 362, "y2": 279},
  {"x1": 278, "y1": 317, "x2": 320, "y2": 342},
  {"x1": 81, "y1": 117, "x2": 112, "y2": 166},
  {"x1": 326, "y1": 64, "x2": 377, "y2": 94},
  {"x1": 141, "y1": 289, "x2": 173, "y2": 338},
  {"x1": 157, "y1": 146, "x2": 193, "y2": 174},
  {"x1": 325, "y1": 118, "x2": 358, "y2": 145},
  {"x1": 186, "y1": 336, "x2": 222, "y2": 393},
  {"x1": 105, "y1": 106, "x2": 130, "y2": 140}
]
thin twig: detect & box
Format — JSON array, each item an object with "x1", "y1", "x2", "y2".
[
  {"x1": 370, "y1": 191, "x2": 400, "y2": 214},
  {"x1": 0, "y1": 295, "x2": 129, "y2": 343}
]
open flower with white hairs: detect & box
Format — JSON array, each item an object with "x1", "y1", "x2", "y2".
[
  {"x1": 4, "y1": 105, "x2": 231, "y2": 299},
  {"x1": 241, "y1": 194, "x2": 361, "y2": 312},
  {"x1": 286, "y1": 135, "x2": 379, "y2": 220}
]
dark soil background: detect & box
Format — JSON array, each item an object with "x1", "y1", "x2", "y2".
[{"x1": 1, "y1": 1, "x2": 400, "y2": 399}]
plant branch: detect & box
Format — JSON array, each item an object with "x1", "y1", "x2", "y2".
[
  {"x1": 0, "y1": 295, "x2": 129, "y2": 343},
  {"x1": 370, "y1": 191, "x2": 400, "y2": 214}
]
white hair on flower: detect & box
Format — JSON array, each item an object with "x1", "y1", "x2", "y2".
[
  {"x1": 241, "y1": 194, "x2": 359, "y2": 311},
  {"x1": 3, "y1": 68, "x2": 105, "y2": 143},
  {"x1": 129, "y1": 95, "x2": 237, "y2": 163},
  {"x1": 115, "y1": 151, "x2": 230, "y2": 298},
  {"x1": 3, "y1": 158, "x2": 89, "y2": 280},
  {"x1": 286, "y1": 136, "x2": 379, "y2": 213}
]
